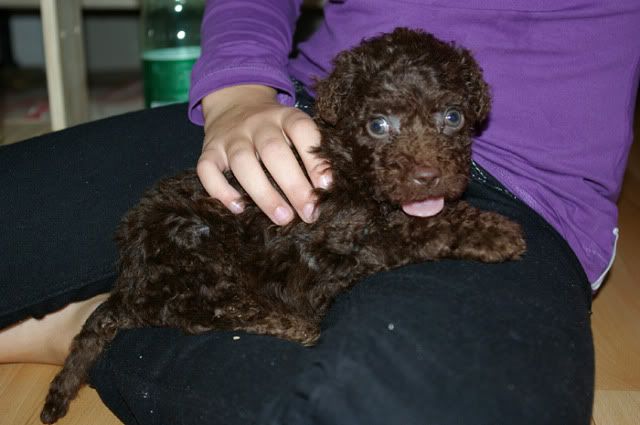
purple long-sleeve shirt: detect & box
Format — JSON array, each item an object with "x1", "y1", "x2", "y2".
[{"x1": 189, "y1": 0, "x2": 640, "y2": 289}]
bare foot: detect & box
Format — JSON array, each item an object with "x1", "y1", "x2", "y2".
[{"x1": 0, "y1": 293, "x2": 109, "y2": 365}]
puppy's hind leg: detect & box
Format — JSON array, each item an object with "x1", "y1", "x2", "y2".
[{"x1": 40, "y1": 295, "x2": 134, "y2": 424}]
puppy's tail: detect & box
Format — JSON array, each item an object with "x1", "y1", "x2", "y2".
[{"x1": 40, "y1": 295, "x2": 130, "y2": 424}]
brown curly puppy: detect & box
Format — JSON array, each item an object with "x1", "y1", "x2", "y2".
[{"x1": 41, "y1": 28, "x2": 525, "y2": 423}]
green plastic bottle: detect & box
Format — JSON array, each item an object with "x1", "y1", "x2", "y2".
[{"x1": 140, "y1": 0, "x2": 204, "y2": 108}]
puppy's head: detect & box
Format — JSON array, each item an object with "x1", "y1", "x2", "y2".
[{"x1": 314, "y1": 28, "x2": 490, "y2": 217}]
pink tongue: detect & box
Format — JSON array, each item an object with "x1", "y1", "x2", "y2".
[{"x1": 401, "y1": 197, "x2": 445, "y2": 217}]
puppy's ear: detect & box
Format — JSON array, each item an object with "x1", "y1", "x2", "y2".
[
  {"x1": 314, "y1": 49, "x2": 363, "y2": 125},
  {"x1": 458, "y1": 48, "x2": 491, "y2": 127}
]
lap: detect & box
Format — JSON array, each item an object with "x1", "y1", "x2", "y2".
[
  {"x1": 89, "y1": 176, "x2": 594, "y2": 425},
  {"x1": 0, "y1": 103, "x2": 593, "y2": 424}
]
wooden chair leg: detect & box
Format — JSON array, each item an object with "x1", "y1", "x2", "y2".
[{"x1": 40, "y1": 0, "x2": 89, "y2": 130}]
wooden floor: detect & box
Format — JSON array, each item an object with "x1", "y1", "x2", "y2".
[{"x1": 1, "y1": 116, "x2": 639, "y2": 424}]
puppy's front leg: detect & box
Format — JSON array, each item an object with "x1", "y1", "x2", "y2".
[{"x1": 447, "y1": 202, "x2": 526, "y2": 262}]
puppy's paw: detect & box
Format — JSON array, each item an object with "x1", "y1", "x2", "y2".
[
  {"x1": 40, "y1": 391, "x2": 69, "y2": 424},
  {"x1": 484, "y1": 217, "x2": 526, "y2": 261},
  {"x1": 272, "y1": 319, "x2": 321, "y2": 346},
  {"x1": 454, "y1": 212, "x2": 526, "y2": 262}
]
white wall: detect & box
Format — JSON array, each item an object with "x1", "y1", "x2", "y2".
[{"x1": 9, "y1": 13, "x2": 141, "y2": 71}]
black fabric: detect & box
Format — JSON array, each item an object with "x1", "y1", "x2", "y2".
[
  {"x1": 0, "y1": 102, "x2": 594, "y2": 424},
  {"x1": 0, "y1": 104, "x2": 203, "y2": 328}
]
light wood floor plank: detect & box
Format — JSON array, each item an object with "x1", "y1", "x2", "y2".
[
  {"x1": 592, "y1": 390, "x2": 640, "y2": 425},
  {"x1": 0, "y1": 364, "x2": 122, "y2": 425}
]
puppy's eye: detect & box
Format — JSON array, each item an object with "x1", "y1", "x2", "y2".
[
  {"x1": 367, "y1": 116, "x2": 390, "y2": 138},
  {"x1": 444, "y1": 108, "x2": 464, "y2": 129}
]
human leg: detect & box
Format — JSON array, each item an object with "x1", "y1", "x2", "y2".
[
  {"x1": 0, "y1": 293, "x2": 108, "y2": 364},
  {"x1": 88, "y1": 170, "x2": 593, "y2": 425},
  {"x1": 0, "y1": 103, "x2": 203, "y2": 363}
]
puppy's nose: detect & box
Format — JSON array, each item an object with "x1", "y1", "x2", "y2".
[{"x1": 412, "y1": 167, "x2": 441, "y2": 185}]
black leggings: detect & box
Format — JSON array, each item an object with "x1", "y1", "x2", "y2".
[{"x1": 0, "y1": 104, "x2": 594, "y2": 425}]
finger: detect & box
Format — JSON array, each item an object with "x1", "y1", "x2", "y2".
[
  {"x1": 255, "y1": 125, "x2": 317, "y2": 223},
  {"x1": 226, "y1": 141, "x2": 294, "y2": 225},
  {"x1": 282, "y1": 111, "x2": 332, "y2": 190},
  {"x1": 196, "y1": 151, "x2": 245, "y2": 214}
]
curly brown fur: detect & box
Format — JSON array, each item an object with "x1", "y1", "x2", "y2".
[{"x1": 41, "y1": 28, "x2": 525, "y2": 423}]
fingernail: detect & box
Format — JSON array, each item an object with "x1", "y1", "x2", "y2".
[
  {"x1": 303, "y1": 202, "x2": 316, "y2": 222},
  {"x1": 229, "y1": 200, "x2": 244, "y2": 214},
  {"x1": 319, "y1": 173, "x2": 333, "y2": 189},
  {"x1": 274, "y1": 206, "x2": 293, "y2": 225}
]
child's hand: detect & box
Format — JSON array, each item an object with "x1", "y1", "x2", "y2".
[{"x1": 198, "y1": 84, "x2": 332, "y2": 225}]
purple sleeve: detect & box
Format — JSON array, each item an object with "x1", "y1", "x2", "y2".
[{"x1": 188, "y1": 0, "x2": 304, "y2": 125}]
